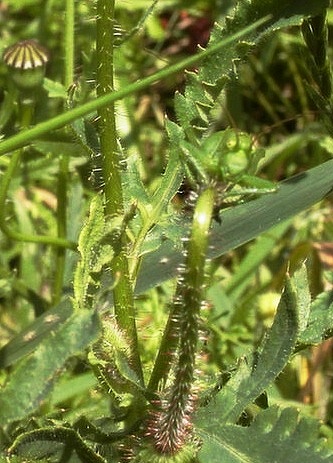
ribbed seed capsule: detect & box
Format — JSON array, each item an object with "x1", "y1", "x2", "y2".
[
  {"x1": 3, "y1": 40, "x2": 48, "y2": 69},
  {"x1": 3, "y1": 39, "x2": 49, "y2": 90}
]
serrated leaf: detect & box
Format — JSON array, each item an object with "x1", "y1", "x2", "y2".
[
  {"x1": 0, "y1": 310, "x2": 100, "y2": 426},
  {"x1": 151, "y1": 119, "x2": 185, "y2": 212},
  {"x1": 298, "y1": 290, "x2": 333, "y2": 345},
  {"x1": 197, "y1": 405, "x2": 332, "y2": 463},
  {"x1": 196, "y1": 274, "x2": 299, "y2": 425},
  {"x1": 9, "y1": 426, "x2": 107, "y2": 463},
  {"x1": 173, "y1": 0, "x2": 329, "y2": 138},
  {"x1": 74, "y1": 195, "x2": 115, "y2": 310},
  {"x1": 89, "y1": 316, "x2": 143, "y2": 396},
  {"x1": 123, "y1": 153, "x2": 151, "y2": 206}
]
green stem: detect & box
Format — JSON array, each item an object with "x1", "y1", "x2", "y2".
[
  {"x1": 96, "y1": 0, "x2": 143, "y2": 383},
  {"x1": 152, "y1": 187, "x2": 215, "y2": 453},
  {"x1": 149, "y1": 188, "x2": 214, "y2": 392},
  {"x1": 0, "y1": 17, "x2": 268, "y2": 156},
  {"x1": 64, "y1": 0, "x2": 75, "y2": 88},
  {"x1": 96, "y1": 0, "x2": 120, "y2": 212},
  {"x1": 53, "y1": 154, "x2": 69, "y2": 301},
  {"x1": 53, "y1": 0, "x2": 75, "y2": 304}
]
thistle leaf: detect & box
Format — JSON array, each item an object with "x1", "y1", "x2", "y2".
[
  {"x1": 197, "y1": 405, "x2": 332, "y2": 463},
  {"x1": 89, "y1": 315, "x2": 143, "y2": 397},
  {"x1": 196, "y1": 273, "x2": 299, "y2": 426},
  {"x1": 298, "y1": 289, "x2": 333, "y2": 345},
  {"x1": 173, "y1": 0, "x2": 329, "y2": 139},
  {"x1": 74, "y1": 194, "x2": 115, "y2": 311}
]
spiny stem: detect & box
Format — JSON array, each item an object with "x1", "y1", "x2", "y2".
[
  {"x1": 153, "y1": 187, "x2": 215, "y2": 454},
  {"x1": 96, "y1": 0, "x2": 143, "y2": 383}
]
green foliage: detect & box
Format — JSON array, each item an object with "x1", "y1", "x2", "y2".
[
  {"x1": 138, "y1": 159, "x2": 333, "y2": 294},
  {"x1": 89, "y1": 314, "x2": 144, "y2": 397},
  {"x1": 0, "y1": 309, "x2": 100, "y2": 426},
  {"x1": 197, "y1": 405, "x2": 333, "y2": 462},
  {"x1": 74, "y1": 195, "x2": 115, "y2": 311},
  {"x1": 298, "y1": 290, "x2": 333, "y2": 345},
  {"x1": 0, "y1": 0, "x2": 333, "y2": 462},
  {"x1": 196, "y1": 268, "x2": 304, "y2": 428}
]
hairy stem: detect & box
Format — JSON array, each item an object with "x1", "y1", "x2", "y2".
[
  {"x1": 96, "y1": 0, "x2": 143, "y2": 383},
  {"x1": 153, "y1": 187, "x2": 215, "y2": 454}
]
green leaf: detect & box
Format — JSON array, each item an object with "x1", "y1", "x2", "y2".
[
  {"x1": 0, "y1": 310, "x2": 100, "y2": 426},
  {"x1": 196, "y1": 273, "x2": 299, "y2": 426},
  {"x1": 50, "y1": 372, "x2": 97, "y2": 406},
  {"x1": 224, "y1": 220, "x2": 291, "y2": 302},
  {"x1": 74, "y1": 195, "x2": 115, "y2": 310},
  {"x1": 291, "y1": 265, "x2": 312, "y2": 334},
  {"x1": 32, "y1": 140, "x2": 87, "y2": 159},
  {"x1": 89, "y1": 316, "x2": 143, "y2": 396},
  {"x1": 126, "y1": 119, "x2": 185, "y2": 277},
  {"x1": 123, "y1": 153, "x2": 151, "y2": 207},
  {"x1": 9, "y1": 426, "x2": 107, "y2": 463},
  {"x1": 298, "y1": 290, "x2": 333, "y2": 345},
  {"x1": 151, "y1": 119, "x2": 185, "y2": 212},
  {"x1": 0, "y1": 300, "x2": 73, "y2": 369},
  {"x1": 173, "y1": 0, "x2": 329, "y2": 138},
  {"x1": 43, "y1": 77, "x2": 67, "y2": 99},
  {"x1": 197, "y1": 406, "x2": 332, "y2": 463}
]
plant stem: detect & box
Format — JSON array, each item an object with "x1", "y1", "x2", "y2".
[
  {"x1": 152, "y1": 187, "x2": 214, "y2": 453},
  {"x1": 96, "y1": 0, "x2": 143, "y2": 383},
  {"x1": 53, "y1": 0, "x2": 75, "y2": 304},
  {"x1": 64, "y1": 0, "x2": 75, "y2": 88}
]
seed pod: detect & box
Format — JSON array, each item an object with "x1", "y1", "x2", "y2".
[{"x1": 3, "y1": 39, "x2": 49, "y2": 91}]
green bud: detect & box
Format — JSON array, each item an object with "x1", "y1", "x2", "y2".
[
  {"x1": 3, "y1": 39, "x2": 49, "y2": 91},
  {"x1": 224, "y1": 149, "x2": 249, "y2": 177}
]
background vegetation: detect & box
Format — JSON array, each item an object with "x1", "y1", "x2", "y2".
[{"x1": 0, "y1": 1, "x2": 333, "y2": 462}]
